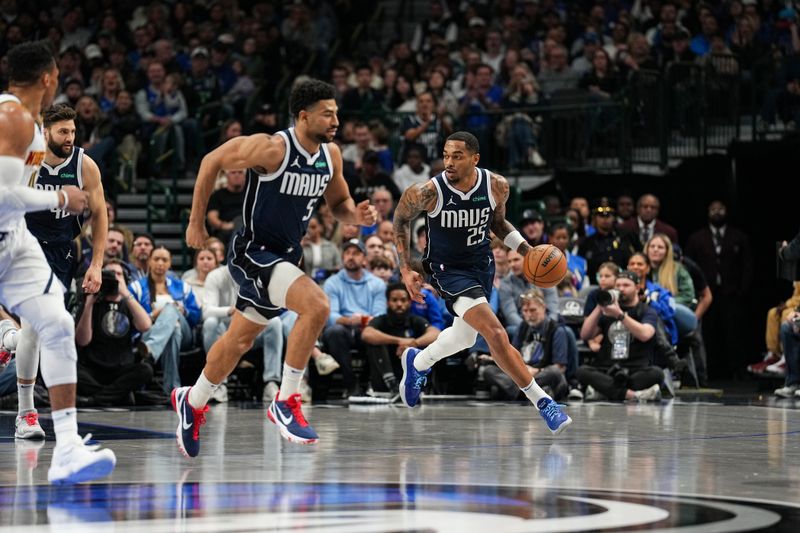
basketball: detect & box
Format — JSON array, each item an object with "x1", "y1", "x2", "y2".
[{"x1": 523, "y1": 244, "x2": 567, "y2": 288}]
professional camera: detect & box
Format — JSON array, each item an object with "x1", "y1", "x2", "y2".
[
  {"x1": 98, "y1": 268, "x2": 119, "y2": 297},
  {"x1": 597, "y1": 289, "x2": 620, "y2": 306}
]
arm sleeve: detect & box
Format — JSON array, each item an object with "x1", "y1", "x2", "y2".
[
  {"x1": 675, "y1": 266, "x2": 696, "y2": 306},
  {"x1": 424, "y1": 290, "x2": 445, "y2": 330},
  {"x1": 202, "y1": 271, "x2": 231, "y2": 319},
  {"x1": 781, "y1": 230, "x2": 800, "y2": 262},
  {"x1": 0, "y1": 184, "x2": 60, "y2": 213},
  {"x1": 183, "y1": 286, "x2": 202, "y2": 327},
  {"x1": 324, "y1": 277, "x2": 343, "y2": 326},
  {"x1": 370, "y1": 280, "x2": 387, "y2": 317},
  {"x1": 498, "y1": 280, "x2": 522, "y2": 327},
  {"x1": 550, "y1": 326, "x2": 569, "y2": 366}
]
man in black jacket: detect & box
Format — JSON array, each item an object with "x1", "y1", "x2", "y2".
[{"x1": 577, "y1": 270, "x2": 663, "y2": 401}]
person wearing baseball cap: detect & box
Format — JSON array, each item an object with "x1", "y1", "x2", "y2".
[
  {"x1": 519, "y1": 208, "x2": 547, "y2": 246},
  {"x1": 319, "y1": 238, "x2": 387, "y2": 399},
  {"x1": 577, "y1": 267, "x2": 664, "y2": 402}
]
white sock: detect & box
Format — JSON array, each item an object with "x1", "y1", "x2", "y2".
[
  {"x1": 18, "y1": 383, "x2": 35, "y2": 415},
  {"x1": 413, "y1": 346, "x2": 445, "y2": 372},
  {"x1": 278, "y1": 363, "x2": 304, "y2": 400},
  {"x1": 522, "y1": 378, "x2": 550, "y2": 407},
  {"x1": 52, "y1": 407, "x2": 78, "y2": 444},
  {"x1": 188, "y1": 371, "x2": 219, "y2": 408}
]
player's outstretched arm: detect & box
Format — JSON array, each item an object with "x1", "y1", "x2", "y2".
[
  {"x1": 393, "y1": 181, "x2": 437, "y2": 303},
  {"x1": 81, "y1": 154, "x2": 108, "y2": 293},
  {"x1": 323, "y1": 143, "x2": 377, "y2": 226},
  {"x1": 489, "y1": 172, "x2": 531, "y2": 256},
  {"x1": 0, "y1": 103, "x2": 86, "y2": 214},
  {"x1": 186, "y1": 134, "x2": 283, "y2": 248}
]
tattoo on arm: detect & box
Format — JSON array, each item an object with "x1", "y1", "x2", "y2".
[
  {"x1": 488, "y1": 173, "x2": 531, "y2": 255},
  {"x1": 393, "y1": 183, "x2": 437, "y2": 270}
]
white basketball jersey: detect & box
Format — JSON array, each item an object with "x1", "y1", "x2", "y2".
[{"x1": 0, "y1": 93, "x2": 47, "y2": 232}]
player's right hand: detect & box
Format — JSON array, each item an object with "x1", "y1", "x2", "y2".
[
  {"x1": 401, "y1": 268, "x2": 425, "y2": 304},
  {"x1": 186, "y1": 222, "x2": 209, "y2": 249},
  {"x1": 60, "y1": 186, "x2": 88, "y2": 215}
]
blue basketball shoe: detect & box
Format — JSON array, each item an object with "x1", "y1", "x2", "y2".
[
  {"x1": 267, "y1": 393, "x2": 319, "y2": 444},
  {"x1": 400, "y1": 348, "x2": 431, "y2": 408},
  {"x1": 172, "y1": 386, "x2": 209, "y2": 458},
  {"x1": 537, "y1": 397, "x2": 572, "y2": 435}
]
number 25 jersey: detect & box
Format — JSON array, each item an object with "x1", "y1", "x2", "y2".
[{"x1": 424, "y1": 168, "x2": 495, "y2": 270}]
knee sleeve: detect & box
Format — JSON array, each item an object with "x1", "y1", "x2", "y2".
[
  {"x1": 14, "y1": 322, "x2": 41, "y2": 380},
  {"x1": 267, "y1": 262, "x2": 305, "y2": 308},
  {"x1": 429, "y1": 317, "x2": 478, "y2": 356},
  {"x1": 16, "y1": 294, "x2": 77, "y2": 387}
]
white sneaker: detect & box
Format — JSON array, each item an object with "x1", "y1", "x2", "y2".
[
  {"x1": 774, "y1": 385, "x2": 797, "y2": 398},
  {"x1": 299, "y1": 379, "x2": 312, "y2": 403},
  {"x1": 314, "y1": 352, "x2": 340, "y2": 376},
  {"x1": 210, "y1": 383, "x2": 228, "y2": 403},
  {"x1": 568, "y1": 388, "x2": 584, "y2": 400},
  {"x1": 47, "y1": 434, "x2": 116, "y2": 484},
  {"x1": 15, "y1": 411, "x2": 45, "y2": 439},
  {"x1": 584, "y1": 385, "x2": 601, "y2": 401},
  {"x1": 262, "y1": 381, "x2": 279, "y2": 403},
  {"x1": 634, "y1": 384, "x2": 662, "y2": 402},
  {"x1": 529, "y1": 148, "x2": 546, "y2": 167}
]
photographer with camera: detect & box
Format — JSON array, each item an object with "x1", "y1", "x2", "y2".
[
  {"x1": 577, "y1": 270, "x2": 663, "y2": 401},
  {"x1": 74, "y1": 259, "x2": 154, "y2": 406},
  {"x1": 774, "y1": 307, "x2": 800, "y2": 398}
]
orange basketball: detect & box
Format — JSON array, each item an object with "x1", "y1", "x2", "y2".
[{"x1": 524, "y1": 244, "x2": 567, "y2": 288}]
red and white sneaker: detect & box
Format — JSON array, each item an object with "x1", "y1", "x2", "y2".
[
  {"x1": 15, "y1": 411, "x2": 45, "y2": 440},
  {"x1": 748, "y1": 352, "x2": 781, "y2": 374},
  {"x1": 267, "y1": 392, "x2": 319, "y2": 444},
  {"x1": 171, "y1": 386, "x2": 209, "y2": 458},
  {"x1": 765, "y1": 356, "x2": 787, "y2": 377}
]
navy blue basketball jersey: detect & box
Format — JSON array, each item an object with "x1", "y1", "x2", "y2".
[
  {"x1": 25, "y1": 147, "x2": 85, "y2": 244},
  {"x1": 424, "y1": 168, "x2": 496, "y2": 269},
  {"x1": 239, "y1": 127, "x2": 333, "y2": 263}
]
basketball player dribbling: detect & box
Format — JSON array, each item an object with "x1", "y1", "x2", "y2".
[
  {"x1": 393, "y1": 131, "x2": 571, "y2": 434},
  {"x1": 175, "y1": 79, "x2": 377, "y2": 456},
  {"x1": 0, "y1": 40, "x2": 116, "y2": 483}
]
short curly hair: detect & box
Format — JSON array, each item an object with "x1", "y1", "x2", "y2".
[
  {"x1": 289, "y1": 79, "x2": 336, "y2": 118},
  {"x1": 6, "y1": 40, "x2": 56, "y2": 86}
]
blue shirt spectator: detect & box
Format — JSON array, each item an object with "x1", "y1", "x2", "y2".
[
  {"x1": 323, "y1": 243, "x2": 387, "y2": 326},
  {"x1": 411, "y1": 287, "x2": 445, "y2": 330},
  {"x1": 128, "y1": 276, "x2": 202, "y2": 328}
]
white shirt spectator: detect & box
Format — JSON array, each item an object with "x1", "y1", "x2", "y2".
[{"x1": 393, "y1": 162, "x2": 431, "y2": 192}]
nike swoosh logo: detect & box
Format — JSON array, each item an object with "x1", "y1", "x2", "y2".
[
  {"x1": 275, "y1": 406, "x2": 293, "y2": 425},
  {"x1": 182, "y1": 415, "x2": 193, "y2": 430}
]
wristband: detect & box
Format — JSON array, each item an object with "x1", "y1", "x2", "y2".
[
  {"x1": 59, "y1": 189, "x2": 69, "y2": 210},
  {"x1": 503, "y1": 230, "x2": 526, "y2": 251}
]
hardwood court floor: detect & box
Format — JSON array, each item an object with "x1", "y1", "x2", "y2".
[{"x1": 1, "y1": 396, "x2": 799, "y2": 531}]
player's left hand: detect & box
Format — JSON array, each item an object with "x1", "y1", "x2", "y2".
[
  {"x1": 355, "y1": 200, "x2": 378, "y2": 226},
  {"x1": 82, "y1": 264, "x2": 102, "y2": 293}
]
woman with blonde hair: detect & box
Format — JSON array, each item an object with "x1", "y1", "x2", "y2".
[{"x1": 646, "y1": 234, "x2": 697, "y2": 337}]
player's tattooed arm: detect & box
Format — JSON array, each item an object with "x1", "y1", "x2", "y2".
[
  {"x1": 393, "y1": 182, "x2": 438, "y2": 272},
  {"x1": 489, "y1": 172, "x2": 531, "y2": 256}
]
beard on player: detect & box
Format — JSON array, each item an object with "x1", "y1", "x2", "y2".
[{"x1": 47, "y1": 137, "x2": 72, "y2": 159}]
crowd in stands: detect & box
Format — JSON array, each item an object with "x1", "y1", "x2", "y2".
[{"x1": 4, "y1": 0, "x2": 800, "y2": 406}]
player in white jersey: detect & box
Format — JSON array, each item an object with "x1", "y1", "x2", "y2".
[
  {"x1": 13, "y1": 103, "x2": 108, "y2": 441},
  {"x1": 0, "y1": 40, "x2": 115, "y2": 484}
]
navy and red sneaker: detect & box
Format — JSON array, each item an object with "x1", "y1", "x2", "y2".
[
  {"x1": 171, "y1": 386, "x2": 209, "y2": 457},
  {"x1": 267, "y1": 393, "x2": 319, "y2": 444}
]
